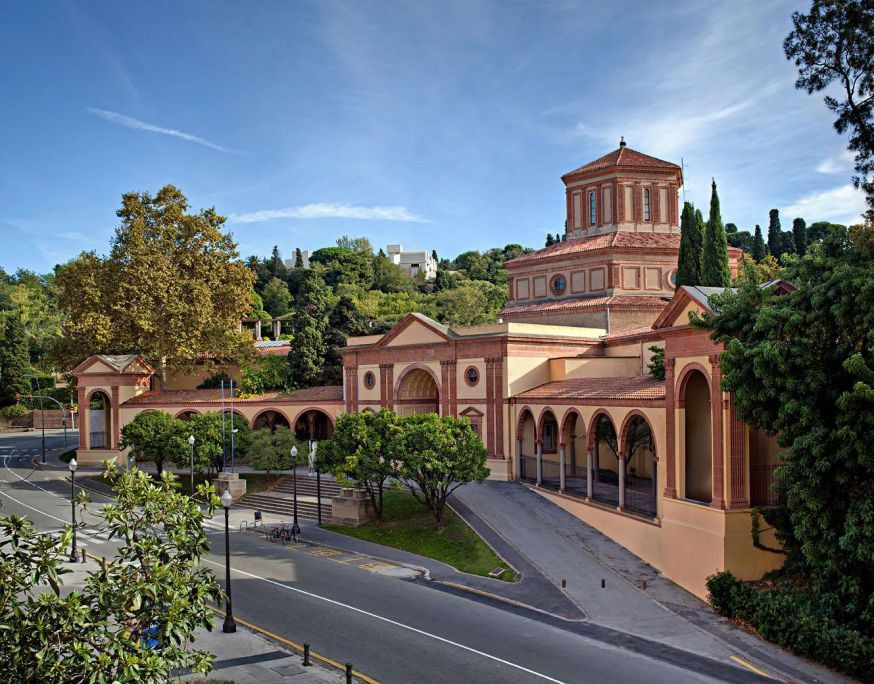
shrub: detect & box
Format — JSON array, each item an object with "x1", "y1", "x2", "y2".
[{"x1": 1, "y1": 404, "x2": 29, "y2": 420}]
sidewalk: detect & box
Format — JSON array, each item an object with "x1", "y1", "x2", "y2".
[{"x1": 452, "y1": 481, "x2": 847, "y2": 684}]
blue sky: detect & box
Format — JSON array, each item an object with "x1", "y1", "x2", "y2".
[{"x1": 1, "y1": 0, "x2": 867, "y2": 274}]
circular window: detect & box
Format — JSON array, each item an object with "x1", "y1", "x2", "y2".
[
  {"x1": 667, "y1": 269, "x2": 678, "y2": 288},
  {"x1": 550, "y1": 274, "x2": 567, "y2": 295},
  {"x1": 363, "y1": 371, "x2": 376, "y2": 389},
  {"x1": 464, "y1": 366, "x2": 480, "y2": 387}
]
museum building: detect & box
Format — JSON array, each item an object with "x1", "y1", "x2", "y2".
[{"x1": 72, "y1": 142, "x2": 785, "y2": 599}]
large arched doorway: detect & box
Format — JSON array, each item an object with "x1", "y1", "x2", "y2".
[
  {"x1": 293, "y1": 409, "x2": 334, "y2": 442},
  {"x1": 683, "y1": 370, "x2": 712, "y2": 503},
  {"x1": 590, "y1": 412, "x2": 619, "y2": 507},
  {"x1": 395, "y1": 368, "x2": 439, "y2": 416},
  {"x1": 88, "y1": 391, "x2": 111, "y2": 449},
  {"x1": 562, "y1": 410, "x2": 586, "y2": 496},
  {"x1": 622, "y1": 414, "x2": 657, "y2": 517},
  {"x1": 539, "y1": 410, "x2": 560, "y2": 489},
  {"x1": 517, "y1": 408, "x2": 537, "y2": 482},
  {"x1": 252, "y1": 409, "x2": 290, "y2": 433}
]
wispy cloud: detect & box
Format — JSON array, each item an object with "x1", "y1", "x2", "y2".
[
  {"x1": 232, "y1": 203, "x2": 429, "y2": 223},
  {"x1": 782, "y1": 184, "x2": 868, "y2": 226},
  {"x1": 816, "y1": 150, "x2": 855, "y2": 174},
  {"x1": 87, "y1": 108, "x2": 238, "y2": 153}
]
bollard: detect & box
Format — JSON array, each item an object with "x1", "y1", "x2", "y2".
[
  {"x1": 601, "y1": 578, "x2": 606, "y2": 589},
  {"x1": 303, "y1": 643, "x2": 311, "y2": 666},
  {"x1": 561, "y1": 578, "x2": 566, "y2": 588},
  {"x1": 642, "y1": 580, "x2": 647, "y2": 590},
  {"x1": 81, "y1": 548, "x2": 86, "y2": 564},
  {"x1": 346, "y1": 663, "x2": 353, "y2": 683}
]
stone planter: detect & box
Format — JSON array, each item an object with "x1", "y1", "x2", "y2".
[{"x1": 330, "y1": 488, "x2": 375, "y2": 527}]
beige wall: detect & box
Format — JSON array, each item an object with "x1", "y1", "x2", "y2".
[{"x1": 549, "y1": 356, "x2": 640, "y2": 381}]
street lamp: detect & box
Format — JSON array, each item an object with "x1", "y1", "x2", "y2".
[
  {"x1": 290, "y1": 446, "x2": 300, "y2": 535},
  {"x1": 188, "y1": 435, "x2": 195, "y2": 495},
  {"x1": 221, "y1": 490, "x2": 236, "y2": 633},
  {"x1": 69, "y1": 458, "x2": 78, "y2": 562}
]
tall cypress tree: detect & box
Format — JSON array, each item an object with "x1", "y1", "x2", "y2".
[
  {"x1": 767, "y1": 209, "x2": 782, "y2": 259},
  {"x1": 792, "y1": 217, "x2": 807, "y2": 257},
  {"x1": 0, "y1": 312, "x2": 31, "y2": 406},
  {"x1": 700, "y1": 179, "x2": 731, "y2": 287},
  {"x1": 676, "y1": 202, "x2": 703, "y2": 287},
  {"x1": 287, "y1": 270, "x2": 330, "y2": 387},
  {"x1": 294, "y1": 248, "x2": 304, "y2": 269},
  {"x1": 752, "y1": 224, "x2": 766, "y2": 261}
]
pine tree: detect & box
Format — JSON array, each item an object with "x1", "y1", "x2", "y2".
[
  {"x1": 0, "y1": 312, "x2": 31, "y2": 406},
  {"x1": 269, "y1": 245, "x2": 286, "y2": 279},
  {"x1": 752, "y1": 225, "x2": 766, "y2": 261},
  {"x1": 792, "y1": 217, "x2": 807, "y2": 257},
  {"x1": 294, "y1": 248, "x2": 304, "y2": 269},
  {"x1": 676, "y1": 202, "x2": 703, "y2": 288},
  {"x1": 767, "y1": 209, "x2": 782, "y2": 260},
  {"x1": 545, "y1": 234, "x2": 555, "y2": 247},
  {"x1": 700, "y1": 179, "x2": 730, "y2": 287},
  {"x1": 431, "y1": 249, "x2": 438, "y2": 262}
]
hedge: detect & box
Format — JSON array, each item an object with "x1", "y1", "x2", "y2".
[{"x1": 707, "y1": 572, "x2": 874, "y2": 681}]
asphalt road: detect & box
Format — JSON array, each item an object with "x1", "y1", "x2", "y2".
[{"x1": 0, "y1": 431, "x2": 762, "y2": 684}]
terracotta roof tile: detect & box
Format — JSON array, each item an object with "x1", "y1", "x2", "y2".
[
  {"x1": 506, "y1": 232, "x2": 681, "y2": 266},
  {"x1": 516, "y1": 375, "x2": 665, "y2": 401},
  {"x1": 123, "y1": 386, "x2": 343, "y2": 405},
  {"x1": 562, "y1": 146, "x2": 680, "y2": 181},
  {"x1": 500, "y1": 294, "x2": 670, "y2": 317}
]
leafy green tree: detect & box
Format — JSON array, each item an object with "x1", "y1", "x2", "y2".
[
  {"x1": 294, "y1": 248, "x2": 304, "y2": 268},
  {"x1": 120, "y1": 410, "x2": 184, "y2": 474},
  {"x1": 727, "y1": 230, "x2": 753, "y2": 253},
  {"x1": 431, "y1": 249, "x2": 438, "y2": 262},
  {"x1": 261, "y1": 277, "x2": 291, "y2": 317},
  {"x1": 676, "y1": 202, "x2": 703, "y2": 287},
  {"x1": 309, "y1": 247, "x2": 373, "y2": 288},
  {"x1": 239, "y1": 355, "x2": 293, "y2": 394},
  {"x1": 435, "y1": 283, "x2": 489, "y2": 326},
  {"x1": 184, "y1": 412, "x2": 227, "y2": 480},
  {"x1": 545, "y1": 233, "x2": 556, "y2": 247},
  {"x1": 371, "y1": 252, "x2": 412, "y2": 293},
  {"x1": 785, "y1": 0, "x2": 874, "y2": 217},
  {"x1": 53, "y1": 186, "x2": 254, "y2": 382},
  {"x1": 268, "y1": 245, "x2": 287, "y2": 280},
  {"x1": 767, "y1": 209, "x2": 783, "y2": 260},
  {"x1": 246, "y1": 426, "x2": 297, "y2": 480},
  {"x1": 752, "y1": 224, "x2": 767, "y2": 261},
  {"x1": 780, "y1": 230, "x2": 796, "y2": 257},
  {"x1": 647, "y1": 345, "x2": 665, "y2": 380},
  {"x1": 433, "y1": 269, "x2": 453, "y2": 292},
  {"x1": 0, "y1": 269, "x2": 63, "y2": 368},
  {"x1": 793, "y1": 217, "x2": 808, "y2": 256},
  {"x1": 696, "y1": 223, "x2": 874, "y2": 635},
  {"x1": 319, "y1": 409, "x2": 400, "y2": 519},
  {"x1": 725, "y1": 222, "x2": 738, "y2": 233},
  {"x1": 0, "y1": 463, "x2": 221, "y2": 681},
  {"x1": 0, "y1": 312, "x2": 31, "y2": 407},
  {"x1": 322, "y1": 295, "x2": 367, "y2": 385},
  {"x1": 197, "y1": 370, "x2": 232, "y2": 389},
  {"x1": 700, "y1": 181, "x2": 731, "y2": 287},
  {"x1": 336, "y1": 235, "x2": 373, "y2": 255},
  {"x1": 394, "y1": 413, "x2": 489, "y2": 531},
  {"x1": 287, "y1": 269, "x2": 331, "y2": 387}
]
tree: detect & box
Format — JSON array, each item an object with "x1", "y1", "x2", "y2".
[
  {"x1": 700, "y1": 180, "x2": 731, "y2": 287},
  {"x1": 545, "y1": 233, "x2": 556, "y2": 247},
  {"x1": 319, "y1": 410, "x2": 400, "y2": 520},
  {"x1": 767, "y1": 209, "x2": 783, "y2": 260},
  {"x1": 0, "y1": 312, "x2": 30, "y2": 407},
  {"x1": 371, "y1": 252, "x2": 412, "y2": 293},
  {"x1": 435, "y1": 283, "x2": 489, "y2": 326},
  {"x1": 322, "y1": 295, "x2": 367, "y2": 385},
  {"x1": 647, "y1": 345, "x2": 665, "y2": 380},
  {"x1": 0, "y1": 463, "x2": 221, "y2": 680},
  {"x1": 727, "y1": 230, "x2": 753, "y2": 253},
  {"x1": 184, "y1": 412, "x2": 227, "y2": 480},
  {"x1": 197, "y1": 370, "x2": 232, "y2": 389},
  {"x1": 394, "y1": 413, "x2": 489, "y2": 531},
  {"x1": 53, "y1": 186, "x2": 254, "y2": 383},
  {"x1": 785, "y1": 0, "x2": 874, "y2": 217},
  {"x1": 336, "y1": 235, "x2": 373, "y2": 255},
  {"x1": 120, "y1": 411, "x2": 184, "y2": 474},
  {"x1": 725, "y1": 222, "x2": 738, "y2": 233},
  {"x1": 246, "y1": 426, "x2": 297, "y2": 480},
  {"x1": 309, "y1": 247, "x2": 373, "y2": 288},
  {"x1": 261, "y1": 277, "x2": 291, "y2": 318},
  {"x1": 239, "y1": 355, "x2": 293, "y2": 394},
  {"x1": 431, "y1": 249, "x2": 438, "y2": 262},
  {"x1": 287, "y1": 269, "x2": 331, "y2": 387},
  {"x1": 294, "y1": 248, "x2": 305, "y2": 268},
  {"x1": 752, "y1": 224, "x2": 767, "y2": 261},
  {"x1": 697, "y1": 223, "x2": 874, "y2": 635},
  {"x1": 268, "y1": 245, "x2": 287, "y2": 280},
  {"x1": 676, "y1": 202, "x2": 703, "y2": 287},
  {"x1": 793, "y1": 217, "x2": 808, "y2": 256}
]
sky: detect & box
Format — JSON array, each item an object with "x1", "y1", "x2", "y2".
[{"x1": 0, "y1": 0, "x2": 868, "y2": 274}]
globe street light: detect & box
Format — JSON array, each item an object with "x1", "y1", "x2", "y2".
[
  {"x1": 68, "y1": 457, "x2": 78, "y2": 562},
  {"x1": 188, "y1": 435, "x2": 195, "y2": 495},
  {"x1": 290, "y1": 446, "x2": 300, "y2": 536},
  {"x1": 221, "y1": 490, "x2": 236, "y2": 633}
]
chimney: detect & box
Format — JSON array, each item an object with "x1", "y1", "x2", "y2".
[{"x1": 619, "y1": 136, "x2": 626, "y2": 148}]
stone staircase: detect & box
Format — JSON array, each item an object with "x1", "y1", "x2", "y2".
[{"x1": 235, "y1": 473, "x2": 342, "y2": 521}]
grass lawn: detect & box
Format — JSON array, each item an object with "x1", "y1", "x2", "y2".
[{"x1": 325, "y1": 490, "x2": 518, "y2": 582}]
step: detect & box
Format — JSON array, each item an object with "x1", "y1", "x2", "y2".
[{"x1": 235, "y1": 499, "x2": 330, "y2": 521}]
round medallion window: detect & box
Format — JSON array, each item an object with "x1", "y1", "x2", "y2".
[
  {"x1": 550, "y1": 274, "x2": 567, "y2": 295},
  {"x1": 363, "y1": 371, "x2": 376, "y2": 389},
  {"x1": 464, "y1": 366, "x2": 480, "y2": 387},
  {"x1": 667, "y1": 269, "x2": 678, "y2": 288}
]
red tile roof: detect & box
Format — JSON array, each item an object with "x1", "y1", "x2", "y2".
[
  {"x1": 562, "y1": 146, "x2": 680, "y2": 181},
  {"x1": 123, "y1": 386, "x2": 343, "y2": 405},
  {"x1": 500, "y1": 294, "x2": 670, "y2": 317},
  {"x1": 516, "y1": 375, "x2": 665, "y2": 401},
  {"x1": 506, "y1": 231, "x2": 681, "y2": 266}
]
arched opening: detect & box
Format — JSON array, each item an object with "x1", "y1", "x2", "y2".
[
  {"x1": 590, "y1": 413, "x2": 620, "y2": 507},
  {"x1": 252, "y1": 409, "x2": 291, "y2": 433},
  {"x1": 517, "y1": 409, "x2": 537, "y2": 482},
  {"x1": 176, "y1": 410, "x2": 199, "y2": 421},
  {"x1": 562, "y1": 410, "x2": 587, "y2": 496},
  {"x1": 395, "y1": 368, "x2": 439, "y2": 416},
  {"x1": 683, "y1": 370, "x2": 712, "y2": 503},
  {"x1": 539, "y1": 410, "x2": 560, "y2": 489},
  {"x1": 293, "y1": 409, "x2": 334, "y2": 442},
  {"x1": 87, "y1": 391, "x2": 111, "y2": 449},
  {"x1": 622, "y1": 414, "x2": 657, "y2": 517}
]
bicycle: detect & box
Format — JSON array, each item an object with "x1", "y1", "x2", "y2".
[{"x1": 270, "y1": 523, "x2": 299, "y2": 544}]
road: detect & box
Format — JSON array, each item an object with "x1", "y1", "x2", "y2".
[{"x1": 0, "y1": 431, "x2": 763, "y2": 683}]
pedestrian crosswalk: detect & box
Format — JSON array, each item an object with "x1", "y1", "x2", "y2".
[{"x1": 76, "y1": 526, "x2": 113, "y2": 546}]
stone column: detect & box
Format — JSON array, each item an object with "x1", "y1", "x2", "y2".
[
  {"x1": 273, "y1": 319, "x2": 281, "y2": 340},
  {"x1": 709, "y1": 354, "x2": 726, "y2": 509},
  {"x1": 535, "y1": 440, "x2": 542, "y2": 486},
  {"x1": 517, "y1": 437, "x2": 523, "y2": 480},
  {"x1": 664, "y1": 356, "x2": 677, "y2": 498},
  {"x1": 111, "y1": 386, "x2": 120, "y2": 451},
  {"x1": 439, "y1": 360, "x2": 452, "y2": 417},
  {"x1": 485, "y1": 359, "x2": 495, "y2": 456},
  {"x1": 77, "y1": 387, "x2": 87, "y2": 449},
  {"x1": 492, "y1": 357, "x2": 504, "y2": 459},
  {"x1": 586, "y1": 449, "x2": 594, "y2": 499},
  {"x1": 254, "y1": 320, "x2": 262, "y2": 341},
  {"x1": 559, "y1": 443, "x2": 566, "y2": 491},
  {"x1": 618, "y1": 456, "x2": 626, "y2": 509}
]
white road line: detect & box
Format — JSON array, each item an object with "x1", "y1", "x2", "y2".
[
  {"x1": 0, "y1": 487, "x2": 70, "y2": 525},
  {"x1": 202, "y1": 559, "x2": 565, "y2": 683}
]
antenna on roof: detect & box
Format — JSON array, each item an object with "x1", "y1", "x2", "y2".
[
  {"x1": 619, "y1": 136, "x2": 626, "y2": 148},
  {"x1": 680, "y1": 157, "x2": 687, "y2": 205}
]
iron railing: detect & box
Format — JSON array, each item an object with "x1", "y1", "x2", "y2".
[{"x1": 750, "y1": 464, "x2": 779, "y2": 506}]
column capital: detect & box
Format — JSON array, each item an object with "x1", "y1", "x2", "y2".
[
  {"x1": 379, "y1": 362, "x2": 393, "y2": 370},
  {"x1": 708, "y1": 353, "x2": 721, "y2": 369},
  {"x1": 439, "y1": 358, "x2": 457, "y2": 368}
]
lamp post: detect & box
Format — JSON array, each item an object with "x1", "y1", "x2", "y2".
[
  {"x1": 221, "y1": 490, "x2": 236, "y2": 633},
  {"x1": 188, "y1": 435, "x2": 195, "y2": 495},
  {"x1": 291, "y1": 446, "x2": 299, "y2": 533},
  {"x1": 69, "y1": 458, "x2": 78, "y2": 562}
]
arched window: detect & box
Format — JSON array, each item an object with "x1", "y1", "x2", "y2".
[
  {"x1": 589, "y1": 191, "x2": 596, "y2": 226},
  {"x1": 683, "y1": 370, "x2": 713, "y2": 503},
  {"x1": 643, "y1": 188, "x2": 651, "y2": 221},
  {"x1": 88, "y1": 391, "x2": 111, "y2": 449}
]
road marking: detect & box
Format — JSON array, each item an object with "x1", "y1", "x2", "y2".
[
  {"x1": 202, "y1": 559, "x2": 565, "y2": 683},
  {"x1": 358, "y1": 561, "x2": 396, "y2": 573},
  {"x1": 730, "y1": 655, "x2": 772, "y2": 678},
  {"x1": 0, "y1": 487, "x2": 70, "y2": 525},
  {"x1": 307, "y1": 548, "x2": 343, "y2": 558}
]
